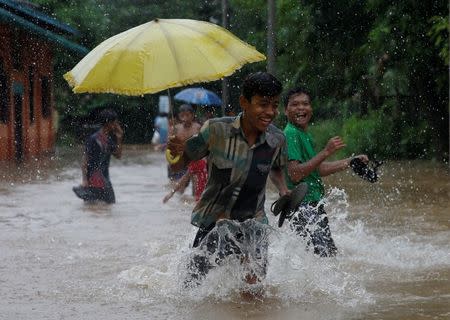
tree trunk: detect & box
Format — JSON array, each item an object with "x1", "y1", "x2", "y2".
[
  {"x1": 221, "y1": 0, "x2": 229, "y2": 116},
  {"x1": 267, "y1": 0, "x2": 276, "y2": 75}
]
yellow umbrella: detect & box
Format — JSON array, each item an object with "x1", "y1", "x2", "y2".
[{"x1": 64, "y1": 18, "x2": 266, "y2": 95}]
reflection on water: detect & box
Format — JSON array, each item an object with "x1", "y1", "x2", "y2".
[{"x1": 0, "y1": 146, "x2": 449, "y2": 319}]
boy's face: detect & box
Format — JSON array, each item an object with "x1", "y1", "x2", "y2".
[
  {"x1": 240, "y1": 94, "x2": 280, "y2": 133},
  {"x1": 104, "y1": 120, "x2": 121, "y2": 135},
  {"x1": 179, "y1": 110, "x2": 194, "y2": 125},
  {"x1": 285, "y1": 93, "x2": 312, "y2": 130}
]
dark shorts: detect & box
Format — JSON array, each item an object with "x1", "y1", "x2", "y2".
[
  {"x1": 288, "y1": 203, "x2": 337, "y2": 257},
  {"x1": 185, "y1": 220, "x2": 269, "y2": 287},
  {"x1": 73, "y1": 183, "x2": 115, "y2": 204},
  {"x1": 168, "y1": 166, "x2": 188, "y2": 181}
]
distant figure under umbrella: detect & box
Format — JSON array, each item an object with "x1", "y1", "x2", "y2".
[
  {"x1": 73, "y1": 109, "x2": 123, "y2": 204},
  {"x1": 162, "y1": 157, "x2": 208, "y2": 203},
  {"x1": 174, "y1": 87, "x2": 222, "y2": 106},
  {"x1": 167, "y1": 104, "x2": 201, "y2": 183}
]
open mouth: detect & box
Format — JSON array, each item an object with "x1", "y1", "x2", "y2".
[{"x1": 294, "y1": 113, "x2": 307, "y2": 121}]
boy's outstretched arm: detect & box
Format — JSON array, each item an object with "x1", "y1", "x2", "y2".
[
  {"x1": 162, "y1": 171, "x2": 191, "y2": 203},
  {"x1": 269, "y1": 168, "x2": 290, "y2": 196}
]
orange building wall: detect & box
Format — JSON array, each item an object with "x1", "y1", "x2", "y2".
[
  {"x1": 0, "y1": 24, "x2": 55, "y2": 161},
  {"x1": 0, "y1": 24, "x2": 13, "y2": 160}
]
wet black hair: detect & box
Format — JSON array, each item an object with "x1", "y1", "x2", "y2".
[
  {"x1": 98, "y1": 109, "x2": 118, "y2": 125},
  {"x1": 179, "y1": 104, "x2": 194, "y2": 113},
  {"x1": 241, "y1": 72, "x2": 282, "y2": 101},
  {"x1": 283, "y1": 87, "x2": 312, "y2": 109}
]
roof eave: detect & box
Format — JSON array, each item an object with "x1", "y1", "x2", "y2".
[{"x1": 0, "y1": 7, "x2": 88, "y2": 56}]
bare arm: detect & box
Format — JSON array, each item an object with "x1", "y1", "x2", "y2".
[
  {"x1": 166, "y1": 134, "x2": 195, "y2": 171},
  {"x1": 167, "y1": 120, "x2": 210, "y2": 171},
  {"x1": 269, "y1": 168, "x2": 290, "y2": 196},
  {"x1": 111, "y1": 122, "x2": 123, "y2": 159},
  {"x1": 163, "y1": 171, "x2": 191, "y2": 203},
  {"x1": 112, "y1": 137, "x2": 123, "y2": 159},
  {"x1": 81, "y1": 151, "x2": 88, "y2": 186},
  {"x1": 319, "y1": 158, "x2": 350, "y2": 177},
  {"x1": 320, "y1": 154, "x2": 369, "y2": 177},
  {"x1": 288, "y1": 149, "x2": 329, "y2": 183},
  {"x1": 287, "y1": 136, "x2": 345, "y2": 183}
]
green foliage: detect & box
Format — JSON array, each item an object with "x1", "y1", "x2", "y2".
[
  {"x1": 340, "y1": 110, "x2": 395, "y2": 159},
  {"x1": 275, "y1": 0, "x2": 448, "y2": 160},
  {"x1": 33, "y1": 0, "x2": 448, "y2": 159},
  {"x1": 428, "y1": 16, "x2": 449, "y2": 66},
  {"x1": 309, "y1": 108, "x2": 438, "y2": 161},
  {"x1": 308, "y1": 119, "x2": 343, "y2": 156}
]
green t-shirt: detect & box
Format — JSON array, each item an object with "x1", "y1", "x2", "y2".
[{"x1": 283, "y1": 122, "x2": 324, "y2": 203}]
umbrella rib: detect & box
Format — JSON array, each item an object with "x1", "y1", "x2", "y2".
[
  {"x1": 163, "y1": 20, "x2": 263, "y2": 81},
  {"x1": 106, "y1": 27, "x2": 147, "y2": 90},
  {"x1": 163, "y1": 21, "x2": 226, "y2": 77},
  {"x1": 192, "y1": 45, "x2": 222, "y2": 76},
  {"x1": 157, "y1": 22, "x2": 182, "y2": 82},
  {"x1": 171, "y1": 20, "x2": 252, "y2": 65}
]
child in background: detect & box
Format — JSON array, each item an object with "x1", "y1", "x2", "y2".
[{"x1": 163, "y1": 158, "x2": 207, "y2": 203}]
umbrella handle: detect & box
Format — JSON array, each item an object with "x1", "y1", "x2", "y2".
[
  {"x1": 168, "y1": 88, "x2": 176, "y2": 132},
  {"x1": 165, "y1": 87, "x2": 181, "y2": 164},
  {"x1": 165, "y1": 149, "x2": 181, "y2": 164}
]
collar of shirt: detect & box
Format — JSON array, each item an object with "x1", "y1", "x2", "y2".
[
  {"x1": 188, "y1": 114, "x2": 286, "y2": 229},
  {"x1": 228, "y1": 113, "x2": 279, "y2": 149},
  {"x1": 286, "y1": 121, "x2": 307, "y2": 133}
]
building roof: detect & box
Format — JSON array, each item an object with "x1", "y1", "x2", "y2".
[
  {"x1": 0, "y1": 0, "x2": 79, "y2": 35},
  {"x1": 0, "y1": 0, "x2": 88, "y2": 55}
]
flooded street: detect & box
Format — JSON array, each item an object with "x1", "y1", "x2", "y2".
[{"x1": 1, "y1": 146, "x2": 449, "y2": 320}]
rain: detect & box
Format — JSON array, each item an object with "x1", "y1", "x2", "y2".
[{"x1": 0, "y1": 0, "x2": 449, "y2": 319}]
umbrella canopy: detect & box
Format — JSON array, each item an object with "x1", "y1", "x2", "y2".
[
  {"x1": 174, "y1": 87, "x2": 222, "y2": 106},
  {"x1": 64, "y1": 18, "x2": 266, "y2": 95}
]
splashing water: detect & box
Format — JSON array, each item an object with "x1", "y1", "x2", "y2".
[
  {"x1": 117, "y1": 179, "x2": 449, "y2": 319},
  {"x1": 118, "y1": 187, "x2": 373, "y2": 308},
  {"x1": 1, "y1": 149, "x2": 449, "y2": 319}
]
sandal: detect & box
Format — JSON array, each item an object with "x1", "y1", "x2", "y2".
[
  {"x1": 350, "y1": 158, "x2": 383, "y2": 183},
  {"x1": 271, "y1": 182, "x2": 308, "y2": 227}
]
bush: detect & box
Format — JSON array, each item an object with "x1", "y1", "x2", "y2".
[
  {"x1": 341, "y1": 110, "x2": 395, "y2": 159},
  {"x1": 309, "y1": 110, "x2": 396, "y2": 160},
  {"x1": 309, "y1": 119, "x2": 344, "y2": 158}
]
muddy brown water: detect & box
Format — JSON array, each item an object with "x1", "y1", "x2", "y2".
[{"x1": 1, "y1": 145, "x2": 449, "y2": 320}]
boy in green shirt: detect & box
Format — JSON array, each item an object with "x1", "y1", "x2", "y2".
[{"x1": 283, "y1": 87, "x2": 368, "y2": 257}]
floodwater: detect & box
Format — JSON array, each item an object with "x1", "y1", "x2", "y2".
[{"x1": 1, "y1": 145, "x2": 449, "y2": 320}]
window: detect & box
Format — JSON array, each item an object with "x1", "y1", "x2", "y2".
[
  {"x1": 14, "y1": 91, "x2": 23, "y2": 161},
  {"x1": 0, "y1": 60, "x2": 9, "y2": 123},
  {"x1": 28, "y1": 65, "x2": 34, "y2": 123},
  {"x1": 11, "y1": 36, "x2": 22, "y2": 71},
  {"x1": 41, "y1": 76, "x2": 51, "y2": 118}
]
